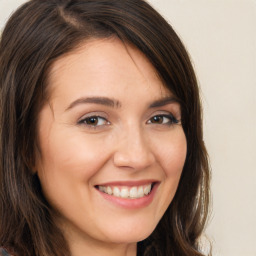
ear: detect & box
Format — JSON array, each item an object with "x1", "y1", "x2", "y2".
[
  {"x1": 30, "y1": 143, "x2": 42, "y2": 174},
  {"x1": 30, "y1": 164, "x2": 38, "y2": 174},
  {"x1": 26, "y1": 157, "x2": 37, "y2": 174}
]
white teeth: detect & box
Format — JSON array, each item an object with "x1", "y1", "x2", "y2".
[
  {"x1": 98, "y1": 183, "x2": 153, "y2": 199},
  {"x1": 137, "y1": 186, "x2": 144, "y2": 198},
  {"x1": 99, "y1": 186, "x2": 105, "y2": 192},
  {"x1": 100, "y1": 186, "x2": 107, "y2": 193},
  {"x1": 129, "y1": 187, "x2": 137, "y2": 198},
  {"x1": 144, "y1": 184, "x2": 151, "y2": 195},
  {"x1": 120, "y1": 188, "x2": 129, "y2": 198},
  {"x1": 106, "y1": 186, "x2": 112, "y2": 195},
  {"x1": 113, "y1": 187, "x2": 120, "y2": 197}
]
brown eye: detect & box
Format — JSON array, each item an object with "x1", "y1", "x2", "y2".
[
  {"x1": 151, "y1": 116, "x2": 163, "y2": 124},
  {"x1": 86, "y1": 117, "x2": 99, "y2": 125},
  {"x1": 147, "y1": 114, "x2": 179, "y2": 125},
  {"x1": 79, "y1": 116, "x2": 109, "y2": 127}
]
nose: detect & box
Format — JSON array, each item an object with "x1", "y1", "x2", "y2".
[{"x1": 113, "y1": 127, "x2": 156, "y2": 170}]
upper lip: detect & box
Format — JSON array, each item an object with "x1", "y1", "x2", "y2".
[{"x1": 95, "y1": 179, "x2": 159, "y2": 187}]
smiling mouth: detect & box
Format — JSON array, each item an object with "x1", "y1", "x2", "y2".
[{"x1": 95, "y1": 183, "x2": 155, "y2": 199}]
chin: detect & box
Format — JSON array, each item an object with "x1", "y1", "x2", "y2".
[{"x1": 101, "y1": 219, "x2": 157, "y2": 244}]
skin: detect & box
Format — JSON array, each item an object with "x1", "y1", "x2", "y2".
[{"x1": 36, "y1": 37, "x2": 187, "y2": 256}]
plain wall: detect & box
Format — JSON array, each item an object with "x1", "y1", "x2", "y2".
[{"x1": 1, "y1": 1, "x2": 256, "y2": 255}]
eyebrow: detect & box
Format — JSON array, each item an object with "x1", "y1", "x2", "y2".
[
  {"x1": 65, "y1": 96, "x2": 179, "y2": 111},
  {"x1": 65, "y1": 96, "x2": 121, "y2": 111},
  {"x1": 149, "y1": 96, "x2": 179, "y2": 108}
]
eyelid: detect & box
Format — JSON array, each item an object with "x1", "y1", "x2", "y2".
[
  {"x1": 150, "y1": 109, "x2": 180, "y2": 118},
  {"x1": 146, "y1": 112, "x2": 180, "y2": 125},
  {"x1": 151, "y1": 104, "x2": 181, "y2": 118},
  {"x1": 77, "y1": 111, "x2": 108, "y2": 122}
]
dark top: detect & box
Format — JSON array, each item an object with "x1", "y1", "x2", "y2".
[{"x1": 0, "y1": 248, "x2": 11, "y2": 256}]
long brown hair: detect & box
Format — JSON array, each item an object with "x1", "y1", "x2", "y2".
[{"x1": 0, "y1": 0, "x2": 211, "y2": 255}]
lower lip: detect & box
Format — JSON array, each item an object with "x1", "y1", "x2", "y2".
[{"x1": 96, "y1": 183, "x2": 159, "y2": 209}]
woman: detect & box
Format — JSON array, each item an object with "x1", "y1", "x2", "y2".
[{"x1": 0, "y1": 0, "x2": 211, "y2": 255}]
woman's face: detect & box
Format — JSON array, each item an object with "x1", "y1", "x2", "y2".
[{"x1": 36, "y1": 38, "x2": 187, "y2": 252}]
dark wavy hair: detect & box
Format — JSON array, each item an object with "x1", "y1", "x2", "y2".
[{"x1": 0, "y1": 0, "x2": 211, "y2": 255}]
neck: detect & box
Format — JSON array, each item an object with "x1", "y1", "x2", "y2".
[
  {"x1": 69, "y1": 238, "x2": 137, "y2": 256},
  {"x1": 60, "y1": 222, "x2": 137, "y2": 256}
]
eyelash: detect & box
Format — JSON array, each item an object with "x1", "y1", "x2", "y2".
[
  {"x1": 78, "y1": 116, "x2": 109, "y2": 128},
  {"x1": 146, "y1": 114, "x2": 179, "y2": 125},
  {"x1": 78, "y1": 114, "x2": 179, "y2": 129}
]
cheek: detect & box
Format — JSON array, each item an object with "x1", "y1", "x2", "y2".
[
  {"x1": 38, "y1": 126, "x2": 111, "y2": 179},
  {"x1": 155, "y1": 130, "x2": 187, "y2": 177},
  {"x1": 152, "y1": 129, "x2": 187, "y2": 213},
  {"x1": 36, "y1": 125, "x2": 114, "y2": 213}
]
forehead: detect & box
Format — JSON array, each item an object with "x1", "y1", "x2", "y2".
[{"x1": 47, "y1": 38, "x2": 172, "y2": 105}]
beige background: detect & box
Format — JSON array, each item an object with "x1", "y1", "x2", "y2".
[{"x1": 1, "y1": 0, "x2": 255, "y2": 255}]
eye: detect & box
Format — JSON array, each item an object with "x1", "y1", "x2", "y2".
[
  {"x1": 147, "y1": 114, "x2": 179, "y2": 125},
  {"x1": 78, "y1": 116, "x2": 109, "y2": 127}
]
